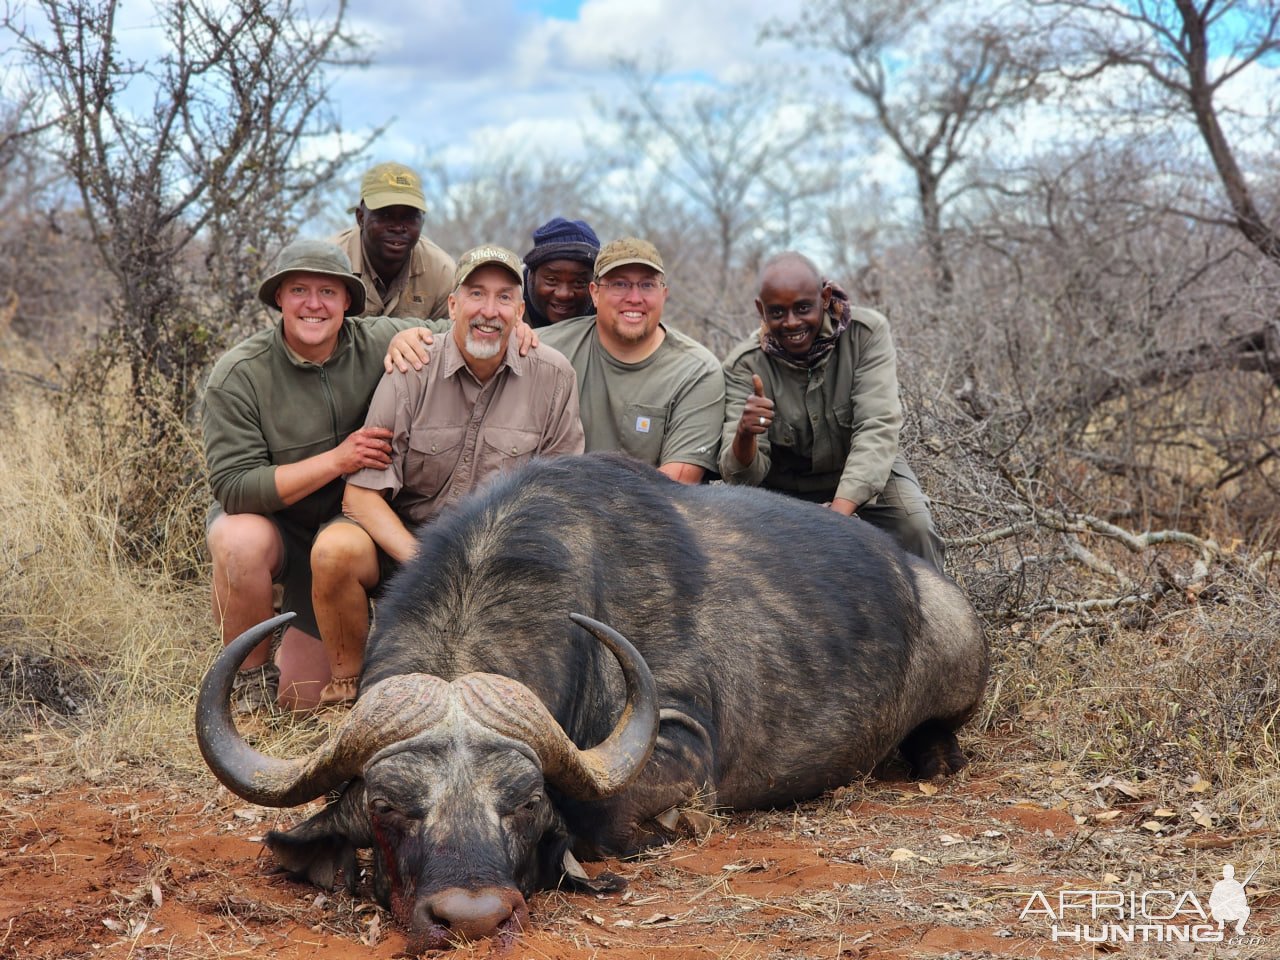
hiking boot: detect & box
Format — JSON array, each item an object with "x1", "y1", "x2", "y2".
[{"x1": 231, "y1": 661, "x2": 280, "y2": 716}]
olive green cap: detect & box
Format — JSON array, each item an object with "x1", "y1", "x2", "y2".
[
  {"x1": 453, "y1": 244, "x2": 524, "y2": 288},
  {"x1": 257, "y1": 239, "x2": 366, "y2": 316},
  {"x1": 594, "y1": 237, "x2": 664, "y2": 279},
  {"x1": 360, "y1": 162, "x2": 427, "y2": 212}
]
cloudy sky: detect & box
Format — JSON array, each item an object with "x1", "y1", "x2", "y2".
[
  {"x1": 16, "y1": 0, "x2": 1277, "y2": 245},
  {"x1": 331, "y1": 0, "x2": 805, "y2": 173}
]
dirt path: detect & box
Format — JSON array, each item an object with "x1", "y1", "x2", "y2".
[{"x1": 2, "y1": 765, "x2": 1274, "y2": 959}]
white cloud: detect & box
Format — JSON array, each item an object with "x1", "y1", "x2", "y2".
[{"x1": 515, "y1": 0, "x2": 802, "y2": 76}]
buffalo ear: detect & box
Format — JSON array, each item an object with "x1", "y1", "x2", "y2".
[
  {"x1": 555, "y1": 846, "x2": 627, "y2": 895},
  {"x1": 264, "y1": 784, "x2": 370, "y2": 893}
]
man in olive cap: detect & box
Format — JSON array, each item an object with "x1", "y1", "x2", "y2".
[
  {"x1": 331, "y1": 161, "x2": 455, "y2": 320},
  {"x1": 203, "y1": 239, "x2": 463, "y2": 713},
  {"x1": 538, "y1": 237, "x2": 723, "y2": 483},
  {"x1": 309, "y1": 245, "x2": 584, "y2": 705}
]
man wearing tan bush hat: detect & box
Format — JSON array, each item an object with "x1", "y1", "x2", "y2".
[
  {"x1": 309, "y1": 244, "x2": 584, "y2": 706},
  {"x1": 538, "y1": 237, "x2": 723, "y2": 483},
  {"x1": 330, "y1": 161, "x2": 455, "y2": 320},
  {"x1": 204, "y1": 239, "x2": 408, "y2": 716}
]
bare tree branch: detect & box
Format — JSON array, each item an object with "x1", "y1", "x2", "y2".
[
  {"x1": 4, "y1": 0, "x2": 374, "y2": 425},
  {"x1": 767, "y1": 0, "x2": 1051, "y2": 302}
]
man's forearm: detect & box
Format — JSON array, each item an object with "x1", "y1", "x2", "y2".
[
  {"x1": 658, "y1": 461, "x2": 705, "y2": 485},
  {"x1": 342, "y1": 483, "x2": 418, "y2": 563},
  {"x1": 274, "y1": 449, "x2": 341, "y2": 506}
]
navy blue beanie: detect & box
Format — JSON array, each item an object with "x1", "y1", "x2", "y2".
[{"x1": 524, "y1": 217, "x2": 600, "y2": 269}]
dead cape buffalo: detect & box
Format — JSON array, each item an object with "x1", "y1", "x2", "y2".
[{"x1": 197, "y1": 452, "x2": 987, "y2": 950}]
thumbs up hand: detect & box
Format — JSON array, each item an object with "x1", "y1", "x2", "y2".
[{"x1": 739, "y1": 374, "x2": 773, "y2": 436}]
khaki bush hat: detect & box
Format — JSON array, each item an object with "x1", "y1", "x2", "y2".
[
  {"x1": 360, "y1": 162, "x2": 427, "y2": 212},
  {"x1": 257, "y1": 239, "x2": 367, "y2": 316},
  {"x1": 454, "y1": 244, "x2": 524, "y2": 288},
  {"x1": 594, "y1": 237, "x2": 664, "y2": 278}
]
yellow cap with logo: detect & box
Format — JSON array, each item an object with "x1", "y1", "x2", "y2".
[{"x1": 360, "y1": 162, "x2": 426, "y2": 212}]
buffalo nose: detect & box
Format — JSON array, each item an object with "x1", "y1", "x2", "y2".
[{"x1": 416, "y1": 887, "x2": 518, "y2": 942}]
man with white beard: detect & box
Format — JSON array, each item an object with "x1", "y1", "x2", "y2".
[{"x1": 309, "y1": 244, "x2": 583, "y2": 705}]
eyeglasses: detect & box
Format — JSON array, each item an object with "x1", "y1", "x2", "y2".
[{"x1": 599, "y1": 279, "x2": 666, "y2": 297}]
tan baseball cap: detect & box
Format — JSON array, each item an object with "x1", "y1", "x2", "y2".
[
  {"x1": 453, "y1": 244, "x2": 524, "y2": 288},
  {"x1": 257, "y1": 239, "x2": 366, "y2": 316},
  {"x1": 360, "y1": 162, "x2": 427, "y2": 212},
  {"x1": 594, "y1": 237, "x2": 664, "y2": 278}
]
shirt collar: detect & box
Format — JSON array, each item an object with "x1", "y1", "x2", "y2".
[{"x1": 274, "y1": 319, "x2": 351, "y2": 367}]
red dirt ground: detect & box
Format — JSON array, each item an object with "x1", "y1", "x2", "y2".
[{"x1": 2, "y1": 762, "x2": 1274, "y2": 959}]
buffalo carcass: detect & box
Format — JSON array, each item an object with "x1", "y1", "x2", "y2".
[{"x1": 197, "y1": 452, "x2": 987, "y2": 950}]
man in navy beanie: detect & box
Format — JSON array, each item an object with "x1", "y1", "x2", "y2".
[{"x1": 523, "y1": 216, "x2": 600, "y2": 327}]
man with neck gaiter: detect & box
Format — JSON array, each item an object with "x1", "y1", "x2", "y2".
[{"x1": 719, "y1": 251, "x2": 944, "y2": 571}]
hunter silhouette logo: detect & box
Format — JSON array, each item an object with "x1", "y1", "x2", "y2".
[
  {"x1": 1019, "y1": 862, "x2": 1265, "y2": 945},
  {"x1": 1210, "y1": 863, "x2": 1257, "y2": 935}
]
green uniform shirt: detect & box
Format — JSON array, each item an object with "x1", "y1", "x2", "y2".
[
  {"x1": 719, "y1": 306, "x2": 902, "y2": 506},
  {"x1": 202, "y1": 315, "x2": 450, "y2": 534},
  {"x1": 540, "y1": 317, "x2": 723, "y2": 471}
]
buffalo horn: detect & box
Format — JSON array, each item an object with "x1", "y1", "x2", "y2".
[
  {"x1": 456, "y1": 613, "x2": 659, "y2": 800},
  {"x1": 195, "y1": 614, "x2": 454, "y2": 806}
]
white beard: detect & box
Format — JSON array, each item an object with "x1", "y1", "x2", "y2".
[{"x1": 466, "y1": 322, "x2": 504, "y2": 359}]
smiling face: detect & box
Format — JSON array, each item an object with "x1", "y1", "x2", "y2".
[
  {"x1": 356, "y1": 202, "x2": 424, "y2": 278},
  {"x1": 755, "y1": 258, "x2": 831, "y2": 359},
  {"x1": 448, "y1": 263, "x2": 524, "y2": 363},
  {"x1": 529, "y1": 259, "x2": 593, "y2": 323},
  {"x1": 275, "y1": 271, "x2": 352, "y2": 363},
  {"x1": 590, "y1": 264, "x2": 668, "y2": 359}
]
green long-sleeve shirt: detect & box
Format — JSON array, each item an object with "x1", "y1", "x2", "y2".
[
  {"x1": 719, "y1": 306, "x2": 902, "y2": 507},
  {"x1": 202, "y1": 316, "x2": 448, "y2": 533}
]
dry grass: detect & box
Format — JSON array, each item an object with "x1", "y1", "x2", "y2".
[{"x1": 0, "y1": 369, "x2": 212, "y2": 785}]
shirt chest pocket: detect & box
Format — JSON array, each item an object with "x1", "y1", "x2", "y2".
[
  {"x1": 480, "y1": 426, "x2": 542, "y2": 476},
  {"x1": 405, "y1": 425, "x2": 467, "y2": 498},
  {"x1": 620, "y1": 402, "x2": 667, "y2": 467},
  {"x1": 772, "y1": 418, "x2": 798, "y2": 450}
]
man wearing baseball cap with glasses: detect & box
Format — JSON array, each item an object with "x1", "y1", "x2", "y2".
[
  {"x1": 538, "y1": 237, "x2": 723, "y2": 483},
  {"x1": 309, "y1": 244, "x2": 584, "y2": 706},
  {"x1": 331, "y1": 161, "x2": 455, "y2": 320}
]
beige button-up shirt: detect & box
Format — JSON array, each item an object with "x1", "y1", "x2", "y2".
[
  {"x1": 330, "y1": 226, "x2": 455, "y2": 320},
  {"x1": 348, "y1": 332, "x2": 584, "y2": 526}
]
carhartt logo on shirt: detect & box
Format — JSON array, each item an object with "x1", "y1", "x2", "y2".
[{"x1": 635, "y1": 416, "x2": 651, "y2": 433}]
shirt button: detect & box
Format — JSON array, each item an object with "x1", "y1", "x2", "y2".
[
  {"x1": 430, "y1": 444, "x2": 437, "y2": 452},
  {"x1": 510, "y1": 446, "x2": 517, "y2": 454}
]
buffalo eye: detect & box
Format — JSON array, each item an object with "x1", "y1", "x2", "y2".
[
  {"x1": 504, "y1": 792, "x2": 543, "y2": 819},
  {"x1": 369, "y1": 798, "x2": 398, "y2": 819}
]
